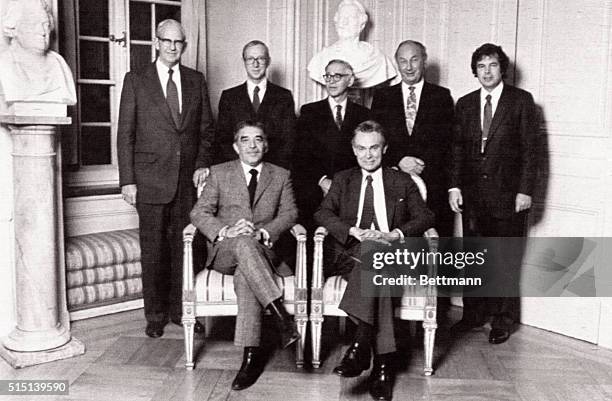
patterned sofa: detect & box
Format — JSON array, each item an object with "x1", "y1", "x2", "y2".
[{"x1": 65, "y1": 229, "x2": 142, "y2": 311}]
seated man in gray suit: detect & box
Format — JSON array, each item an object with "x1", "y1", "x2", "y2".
[{"x1": 190, "y1": 121, "x2": 299, "y2": 391}]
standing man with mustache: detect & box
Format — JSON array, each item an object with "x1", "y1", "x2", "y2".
[
  {"x1": 216, "y1": 40, "x2": 296, "y2": 169},
  {"x1": 371, "y1": 40, "x2": 455, "y2": 237}
]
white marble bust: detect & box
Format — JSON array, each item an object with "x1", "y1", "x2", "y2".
[
  {"x1": 307, "y1": 0, "x2": 396, "y2": 88},
  {"x1": 0, "y1": 0, "x2": 76, "y2": 105}
]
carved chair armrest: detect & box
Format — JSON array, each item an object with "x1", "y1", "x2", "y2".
[{"x1": 290, "y1": 224, "x2": 308, "y2": 297}]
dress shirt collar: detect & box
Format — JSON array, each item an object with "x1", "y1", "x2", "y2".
[
  {"x1": 156, "y1": 59, "x2": 181, "y2": 82},
  {"x1": 246, "y1": 78, "x2": 268, "y2": 102},
  {"x1": 361, "y1": 166, "x2": 383, "y2": 182},
  {"x1": 240, "y1": 161, "x2": 263, "y2": 182},
  {"x1": 401, "y1": 79, "x2": 424, "y2": 109},
  {"x1": 480, "y1": 81, "x2": 504, "y2": 106},
  {"x1": 155, "y1": 59, "x2": 182, "y2": 110},
  {"x1": 328, "y1": 96, "x2": 348, "y2": 119}
]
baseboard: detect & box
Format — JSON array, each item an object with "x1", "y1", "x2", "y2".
[{"x1": 69, "y1": 299, "x2": 144, "y2": 321}]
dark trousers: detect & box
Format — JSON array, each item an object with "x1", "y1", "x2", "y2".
[
  {"x1": 324, "y1": 237, "x2": 398, "y2": 354},
  {"x1": 462, "y1": 207, "x2": 527, "y2": 327},
  {"x1": 136, "y1": 175, "x2": 194, "y2": 323}
]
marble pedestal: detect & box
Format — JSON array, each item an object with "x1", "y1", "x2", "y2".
[{"x1": 0, "y1": 115, "x2": 85, "y2": 368}]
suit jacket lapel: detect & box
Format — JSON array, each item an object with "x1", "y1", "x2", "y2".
[
  {"x1": 391, "y1": 83, "x2": 405, "y2": 119},
  {"x1": 487, "y1": 85, "x2": 511, "y2": 142},
  {"x1": 230, "y1": 160, "x2": 252, "y2": 210},
  {"x1": 257, "y1": 82, "x2": 276, "y2": 116},
  {"x1": 179, "y1": 66, "x2": 196, "y2": 130},
  {"x1": 144, "y1": 63, "x2": 175, "y2": 127},
  {"x1": 253, "y1": 163, "x2": 272, "y2": 208},
  {"x1": 414, "y1": 82, "x2": 432, "y2": 130},
  {"x1": 239, "y1": 82, "x2": 256, "y2": 118},
  {"x1": 347, "y1": 169, "x2": 362, "y2": 225},
  {"x1": 382, "y1": 169, "x2": 397, "y2": 229}
]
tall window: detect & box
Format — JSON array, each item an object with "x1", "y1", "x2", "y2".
[{"x1": 62, "y1": 0, "x2": 181, "y2": 189}]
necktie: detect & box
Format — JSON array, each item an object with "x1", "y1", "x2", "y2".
[
  {"x1": 482, "y1": 94, "x2": 492, "y2": 153},
  {"x1": 405, "y1": 86, "x2": 417, "y2": 135},
  {"x1": 335, "y1": 104, "x2": 343, "y2": 129},
  {"x1": 248, "y1": 169, "x2": 258, "y2": 207},
  {"x1": 252, "y1": 86, "x2": 261, "y2": 113},
  {"x1": 359, "y1": 175, "x2": 379, "y2": 230},
  {"x1": 166, "y1": 69, "x2": 180, "y2": 128}
]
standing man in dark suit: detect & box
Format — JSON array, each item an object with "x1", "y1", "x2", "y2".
[
  {"x1": 294, "y1": 59, "x2": 370, "y2": 226},
  {"x1": 191, "y1": 121, "x2": 299, "y2": 391},
  {"x1": 371, "y1": 40, "x2": 454, "y2": 236},
  {"x1": 117, "y1": 19, "x2": 213, "y2": 338},
  {"x1": 314, "y1": 121, "x2": 434, "y2": 401},
  {"x1": 449, "y1": 43, "x2": 538, "y2": 344},
  {"x1": 216, "y1": 40, "x2": 296, "y2": 169}
]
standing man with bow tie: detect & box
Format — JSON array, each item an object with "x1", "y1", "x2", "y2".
[
  {"x1": 371, "y1": 40, "x2": 455, "y2": 237},
  {"x1": 449, "y1": 43, "x2": 538, "y2": 345},
  {"x1": 216, "y1": 40, "x2": 296, "y2": 169},
  {"x1": 117, "y1": 19, "x2": 214, "y2": 338}
]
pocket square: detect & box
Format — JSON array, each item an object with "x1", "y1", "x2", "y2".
[{"x1": 398, "y1": 198, "x2": 405, "y2": 202}]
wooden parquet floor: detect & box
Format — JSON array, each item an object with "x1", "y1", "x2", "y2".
[{"x1": 2, "y1": 308, "x2": 612, "y2": 401}]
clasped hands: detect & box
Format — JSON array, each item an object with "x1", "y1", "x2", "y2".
[
  {"x1": 226, "y1": 218, "x2": 270, "y2": 246},
  {"x1": 349, "y1": 227, "x2": 400, "y2": 245}
]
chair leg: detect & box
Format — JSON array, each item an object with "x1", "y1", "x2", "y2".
[
  {"x1": 311, "y1": 316, "x2": 323, "y2": 368},
  {"x1": 183, "y1": 319, "x2": 195, "y2": 370},
  {"x1": 295, "y1": 315, "x2": 307, "y2": 368},
  {"x1": 423, "y1": 320, "x2": 437, "y2": 376}
]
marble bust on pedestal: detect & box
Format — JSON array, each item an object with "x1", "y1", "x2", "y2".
[
  {"x1": 0, "y1": 0, "x2": 76, "y2": 116},
  {"x1": 307, "y1": 0, "x2": 396, "y2": 88}
]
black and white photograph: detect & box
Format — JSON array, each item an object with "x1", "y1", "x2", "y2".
[{"x1": 0, "y1": 0, "x2": 611, "y2": 400}]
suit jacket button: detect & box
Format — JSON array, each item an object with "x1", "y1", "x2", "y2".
[{"x1": 482, "y1": 174, "x2": 488, "y2": 179}]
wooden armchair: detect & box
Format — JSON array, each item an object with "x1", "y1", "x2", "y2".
[
  {"x1": 181, "y1": 223, "x2": 308, "y2": 370},
  {"x1": 309, "y1": 175, "x2": 439, "y2": 375}
]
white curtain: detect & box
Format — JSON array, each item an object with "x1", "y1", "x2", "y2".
[{"x1": 181, "y1": 0, "x2": 207, "y2": 74}]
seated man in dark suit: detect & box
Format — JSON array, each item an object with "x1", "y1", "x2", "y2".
[
  {"x1": 216, "y1": 40, "x2": 296, "y2": 169},
  {"x1": 314, "y1": 120, "x2": 434, "y2": 401},
  {"x1": 190, "y1": 121, "x2": 299, "y2": 391},
  {"x1": 294, "y1": 59, "x2": 370, "y2": 227}
]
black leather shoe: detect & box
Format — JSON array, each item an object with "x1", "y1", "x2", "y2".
[
  {"x1": 333, "y1": 341, "x2": 371, "y2": 377},
  {"x1": 267, "y1": 299, "x2": 300, "y2": 349},
  {"x1": 489, "y1": 328, "x2": 510, "y2": 344},
  {"x1": 368, "y1": 356, "x2": 394, "y2": 401},
  {"x1": 171, "y1": 318, "x2": 205, "y2": 334},
  {"x1": 232, "y1": 347, "x2": 265, "y2": 391},
  {"x1": 450, "y1": 318, "x2": 483, "y2": 336},
  {"x1": 145, "y1": 321, "x2": 165, "y2": 338}
]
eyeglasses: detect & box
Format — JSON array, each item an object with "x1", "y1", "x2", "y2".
[
  {"x1": 244, "y1": 57, "x2": 268, "y2": 65},
  {"x1": 322, "y1": 73, "x2": 351, "y2": 82},
  {"x1": 157, "y1": 37, "x2": 185, "y2": 47}
]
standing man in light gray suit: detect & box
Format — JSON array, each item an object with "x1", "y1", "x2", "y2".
[{"x1": 190, "y1": 121, "x2": 300, "y2": 391}]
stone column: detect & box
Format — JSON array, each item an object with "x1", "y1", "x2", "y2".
[{"x1": 0, "y1": 115, "x2": 84, "y2": 368}]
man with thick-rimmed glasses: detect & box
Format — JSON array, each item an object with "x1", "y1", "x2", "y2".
[
  {"x1": 294, "y1": 59, "x2": 370, "y2": 229},
  {"x1": 117, "y1": 19, "x2": 214, "y2": 338},
  {"x1": 216, "y1": 40, "x2": 296, "y2": 169}
]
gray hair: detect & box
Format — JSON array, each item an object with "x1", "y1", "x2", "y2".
[
  {"x1": 2, "y1": 0, "x2": 55, "y2": 39},
  {"x1": 155, "y1": 19, "x2": 185, "y2": 40},
  {"x1": 395, "y1": 40, "x2": 428, "y2": 61},
  {"x1": 325, "y1": 59, "x2": 354, "y2": 74}
]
